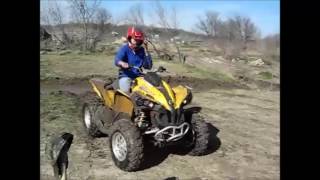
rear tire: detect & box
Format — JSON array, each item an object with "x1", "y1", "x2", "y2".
[
  {"x1": 81, "y1": 92, "x2": 103, "y2": 137},
  {"x1": 109, "y1": 119, "x2": 144, "y2": 171}
]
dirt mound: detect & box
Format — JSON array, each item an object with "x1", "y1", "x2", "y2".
[
  {"x1": 163, "y1": 76, "x2": 249, "y2": 92},
  {"x1": 235, "y1": 75, "x2": 279, "y2": 91}
]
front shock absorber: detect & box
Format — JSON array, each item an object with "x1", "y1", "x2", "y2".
[{"x1": 135, "y1": 111, "x2": 148, "y2": 128}]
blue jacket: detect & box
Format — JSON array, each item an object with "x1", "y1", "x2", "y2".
[{"x1": 114, "y1": 44, "x2": 153, "y2": 79}]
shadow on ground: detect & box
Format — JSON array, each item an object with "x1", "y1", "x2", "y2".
[
  {"x1": 205, "y1": 123, "x2": 222, "y2": 155},
  {"x1": 170, "y1": 122, "x2": 221, "y2": 156}
]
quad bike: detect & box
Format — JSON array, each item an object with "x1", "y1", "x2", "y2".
[{"x1": 82, "y1": 66, "x2": 211, "y2": 171}]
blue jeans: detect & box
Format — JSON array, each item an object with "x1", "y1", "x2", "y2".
[{"x1": 118, "y1": 77, "x2": 132, "y2": 94}]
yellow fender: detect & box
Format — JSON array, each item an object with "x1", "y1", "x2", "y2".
[
  {"x1": 172, "y1": 85, "x2": 189, "y2": 109},
  {"x1": 112, "y1": 91, "x2": 134, "y2": 117}
]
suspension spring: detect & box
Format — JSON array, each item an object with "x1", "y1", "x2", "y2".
[{"x1": 135, "y1": 111, "x2": 147, "y2": 128}]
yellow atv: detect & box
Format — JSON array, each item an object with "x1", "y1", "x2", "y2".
[{"x1": 82, "y1": 66, "x2": 211, "y2": 171}]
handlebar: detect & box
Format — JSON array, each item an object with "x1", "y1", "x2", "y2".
[
  {"x1": 123, "y1": 65, "x2": 167, "y2": 74},
  {"x1": 129, "y1": 65, "x2": 144, "y2": 74}
]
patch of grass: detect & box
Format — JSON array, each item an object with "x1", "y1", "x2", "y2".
[
  {"x1": 154, "y1": 58, "x2": 234, "y2": 82},
  {"x1": 41, "y1": 50, "x2": 235, "y2": 84},
  {"x1": 40, "y1": 92, "x2": 82, "y2": 139},
  {"x1": 40, "y1": 52, "x2": 117, "y2": 80},
  {"x1": 180, "y1": 44, "x2": 199, "y2": 48},
  {"x1": 183, "y1": 63, "x2": 234, "y2": 82},
  {"x1": 258, "y1": 71, "x2": 273, "y2": 80}
]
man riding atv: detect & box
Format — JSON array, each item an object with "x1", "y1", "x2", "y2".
[
  {"x1": 115, "y1": 26, "x2": 152, "y2": 94},
  {"x1": 81, "y1": 26, "x2": 213, "y2": 172}
]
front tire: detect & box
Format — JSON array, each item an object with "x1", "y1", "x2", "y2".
[
  {"x1": 109, "y1": 119, "x2": 144, "y2": 171},
  {"x1": 188, "y1": 114, "x2": 210, "y2": 156}
]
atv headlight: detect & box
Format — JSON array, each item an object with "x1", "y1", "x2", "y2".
[
  {"x1": 148, "y1": 102, "x2": 154, "y2": 108},
  {"x1": 143, "y1": 99, "x2": 154, "y2": 108},
  {"x1": 183, "y1": 90, "x2": 192, "y2": 105}
]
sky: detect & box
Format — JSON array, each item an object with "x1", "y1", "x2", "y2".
[{"x1": 41, "y1": 0, "x2": 280, "y2": 37}]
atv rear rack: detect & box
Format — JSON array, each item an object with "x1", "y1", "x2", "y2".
[{"x1": 144, "y1": 122, "x2": 190, "y2": 142}]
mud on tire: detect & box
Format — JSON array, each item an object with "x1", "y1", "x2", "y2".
[
  {"x1": 188, "y1": 114, "x2": 210, "y2": 156},
  {"x1": 81, "y1": 92, "x2": 103, "y2": 137},
  {"x1": 109, "y1": 118, "x2": 144, "y2": 172}
]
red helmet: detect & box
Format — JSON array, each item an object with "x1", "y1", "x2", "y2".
[{"x1": 127, "y1": 26, "x2": 144, "y2": 41}]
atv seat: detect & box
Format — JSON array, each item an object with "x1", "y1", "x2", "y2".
[
  {"x1": 104, "y1": 78, "x2": 133, "y2": 96},
  {"x1": 104, "y1": 79, "x2": 119, "y2": 90}
]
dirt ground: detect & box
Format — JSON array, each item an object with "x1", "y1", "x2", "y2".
[{"x1": 40, "y1": 77, "x2": 279, "y2": 180}]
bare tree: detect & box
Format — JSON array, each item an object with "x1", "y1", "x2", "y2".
[
  {"x1": 195, "y1": 12, "x2": 258, "y2": 43},
  {"x1": 68, "y1": 0, "x2": 101, "y2": 51},
  {"x1": 126, "y1": 3, "x2": 144, "y2": 26},
  {"x1": 41, "y1": 0, "x2": 70, "y2": 47},
  {"x1": 93, "y1": 8, "x2": 112, "y2": 35},
  {"x1": 153, "y1": 1, "x2": 170, "y2": 30},
  {"x1": 171, "y1": 6, "x2": 178, "y2": 29},
  {"x1": 262, "y1": 33, "x2": 279, "y2": 57},
  {"x1": 91, "y1": 8, "x2": 112, "y2": 49},
  {"x1": 207, "y1": 11, "x2": 220, "y2": 37},
  {"x1": 234, "y1": 16, "x2": 257, "y2": 41},
  {"x1": 243, "y1": 17, "x2": 258, "y2": 42},
  {"x1": 95, "y1": 8, "x2": 111, "y2": 26},
  {"x1": 225, "y1": 18, "x2": 239, "y2": 41},
  {"x1": 196, "y1": 11, "x2": 220, "y2": 37},
  {"x1": 152, "y1": 1, "x2": 179, "y2": 31},
  {"x1": 196, "y1": 16, "x2": 210, "y2": 35},
  {"x1": 231, "y1": 15, "x2": 258, "y2": 48},
  {"x1": 149, "y1": 2, "x2": 180, "y2": 32},
  {"x1": 151, "y1": 1, "x2": 184, "y2": 62},
  {"x1": 215, "y1": 21, "x2": 230, "y2": 39}
]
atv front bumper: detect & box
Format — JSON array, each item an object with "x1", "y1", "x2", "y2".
[{"x1": 144, "y1": 122, "x2": 190, "y2": 142}]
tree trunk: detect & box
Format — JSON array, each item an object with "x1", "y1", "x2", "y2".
[
  {"x1": 84, "y1": 23, "x2": 88, "y2": 50},
  {"x1": 146, "y1": 39, "x2": 161, "y2": 58},
  {"x1": 174, "y1": 40, "x2": 182, "y2": 63}
]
